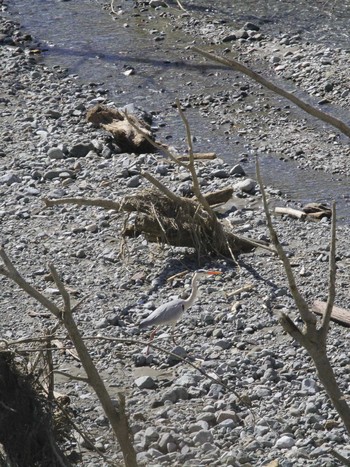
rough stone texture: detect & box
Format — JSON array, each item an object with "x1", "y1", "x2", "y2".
[{"x1": 1, "y1": 3, "x2": 350, "y2": 467}]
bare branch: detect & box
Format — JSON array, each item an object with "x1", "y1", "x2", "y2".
[
  {"x1": 1, "y1": 249, "x2": 137, "y2": 466},
  {"x1": 277, "y1": 311, "x2": 305, "y2": 345},
  {"x1": 193, "y1": 47, "x2": 350, "y2": 139},
  {"x1": 43, "y1": 197, "x2": 120, "y2": 211},
  {"x1": 176, "y1": 99, "x2": 216, "y2": 219},
  {"x1": 330, "y1": 449, "x2": 350, "y2": 467},
  {"x1": 320, "y1": 202, "x2": 337, "y2": 339},
  {"x1": 175, "y1": 0, "x2": 186, "y2": 11},
  {"x1": 49, "y1": 263, "x2": 71, "y2": 316},
  {"x1": 255, "y1": 159, "x2": 317, "y2": 328},
  {"x1": 0, "y1": 248, "x2": 61, "y2": 319}
]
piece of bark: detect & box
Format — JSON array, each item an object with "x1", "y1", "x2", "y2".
[{"x1": 312, "y1": 300, "x2": 350, "y2": 327}]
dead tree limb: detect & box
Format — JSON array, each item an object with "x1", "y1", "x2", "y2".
[
  {"x1": 193, "y1": 47, "x2": 350, "y2": 139},
  {"x1": 256, "y1": 159, "x2": 350, "y2": 435},
  {"x1": 43, "y1": 189, "x2": 262, "y2": 255},
  {"x1": 0, "y1": 248, "x2": 138, "y2": 467}
]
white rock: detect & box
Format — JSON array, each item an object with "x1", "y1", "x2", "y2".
[
  {"x1": 234, "y1": 178, "x2": 256, "y2": 193},
  {"x1": 275, "y1": 435, "x2": 295, "y2": 449}
]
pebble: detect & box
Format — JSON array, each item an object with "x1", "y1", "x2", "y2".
[
  {"x1": 2, "y1": 7, "x2": 350, "y2": 467},
  {"x1": 158, "y1": 433, "x2": 176, "y2": 453},
  {"x1": 275, "y1": 435, "x2": 295, "y2": 449},
  {"x1": 167, "y1": 345, "x2": 187, "y2": 365},
  {"x1": 230, "y1": 164, "x2": 246, "y2": 176},
  {"x1": 0, "y1": 173, "x2": 21, "y2": 185},
  {"x1": 301, "y1": 378, "x2": 319, "y2": 394},
  {"x1": 126, "y1": 175, "x2": 141, "y2": 188},
  {"x1": 233, "y1": 178, "x2": 256, "y2": 194},
  {"x1": 135, "y1": 376, "x2": 157, "y2": 390},
  {"x1": 212, "y1": 169, "x2": 230, "y2": 179},
  {"x1": 189, "y1": 420, "x2": 209, "y2": 432},
  {"x1": 161, "y1": 387, "x2": 189, "y2": 404},
  {"x1": 216, "y1": 410, "x2": 240, "y2": 424},
  {"x1": 69, "y1": 142, "x2": 95, "y2": 158},
  {"x1": 47, "y1": 147, "x2": 65, "y2": 159},
  {"x1": 150, "y1": 0, "x2": 168, "y2": 7},
  {"x1": 143, "y1": 426, "x2": 159, "y2": 447},
  {"x1": 193, "y1": 430, "x2": 214, "y2": 444}
]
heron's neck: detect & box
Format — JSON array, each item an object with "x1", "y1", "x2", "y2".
[{"x1": 184, "y1": 274, "x2": 199, "y2": 308}]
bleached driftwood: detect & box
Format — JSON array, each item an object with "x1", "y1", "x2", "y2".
[
  {"x1": 312, "y1": 300, "x2": 350, "y2": 327},
  {"x1": 275, "y1": 207, "x2": 307, "y2": 219}
]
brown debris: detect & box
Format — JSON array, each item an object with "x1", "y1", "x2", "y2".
[
  {"x1": 302, "y1": 202, "x2": 332, "y2": 219},
  {"x1": 86, "y1": 104, "x2": 155, "y2": 153},
  {"x1": 121, "y1": 189, "x2": 255, "y2": 255}
]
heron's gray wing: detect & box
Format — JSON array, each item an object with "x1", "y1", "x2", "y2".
[{"x1": 139, "y1": 298, "x2": 186, "y2": 328}]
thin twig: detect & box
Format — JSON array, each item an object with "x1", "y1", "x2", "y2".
[
  {"x1": 45, "y1": 329, "x2": 55, "y2": 402},
  {"x1": 176, "y1": 99, "x2": 215, "y2": 219},
  {"x1": 49, "y1": 263, "x2": 70, "y2": 317},
  {"x1": 110, "y1": 0, "x2": 117, "y2": 15},
  {"x1": 227, "y1": 283, "x2": 254, "y2": 297},
  {"x1": 85, "y1": 335, "x2": 251, "y2": 410},
  {"x1": 175, "y1": 0, "x2": 186, "y2": 11},
  {"x1": 320, "y1": 201, "x2": 337, "y2": 339}
]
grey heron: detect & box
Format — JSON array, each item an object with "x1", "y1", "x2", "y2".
[{"x1": 139, "y1": 269, "x2": 222, "y2": 351}]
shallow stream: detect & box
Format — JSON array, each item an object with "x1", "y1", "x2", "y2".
[{"x1": 8, "y1": 0, "x2": 350, "y2": 222}]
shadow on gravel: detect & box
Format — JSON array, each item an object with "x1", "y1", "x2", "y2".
[{"x1": 0, "y1": 352, "x2": 72, "y2": 467}]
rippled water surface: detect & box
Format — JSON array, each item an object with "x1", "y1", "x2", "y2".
[{"x1": 8, "y1": 0, "x2": 350, "y2": 222}]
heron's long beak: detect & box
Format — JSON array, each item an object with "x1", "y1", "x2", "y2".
[{"x1": 206, "y1": 270, "x2": 222, "y2": 275}]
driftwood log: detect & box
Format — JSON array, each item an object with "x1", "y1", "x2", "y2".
[
  {"x1": 275, "y1": 203, "x2": 332, "y2": 221},
  {"x1": 86, "y1": 104, "x2": 155, "y2": 153},
  {"x1": 312, "y1": 300, "x2": 350, "y2": 327},
  {"x1": 43, "y1": 188, "x2": 260, "y2": 256}
]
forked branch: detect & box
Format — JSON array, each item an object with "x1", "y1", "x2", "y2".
[
  {"x1": 0, "y1": 249, "x2": 138, "y2": 467},
  {"x1": 256, "y1": 158, "x2": 350, "y2": 435},
  {"x1": 193, "y1": 47, "x2": 350, "y2": 139}
]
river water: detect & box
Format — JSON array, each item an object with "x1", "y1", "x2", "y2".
[{"x1": 7, "y1": 0, "x2": 350, "y2": 222}]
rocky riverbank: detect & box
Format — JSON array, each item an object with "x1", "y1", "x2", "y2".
[{"x1": 1, "y1": 1, "x2": 350, "y2": 466}]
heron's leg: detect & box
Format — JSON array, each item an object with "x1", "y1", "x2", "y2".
[
  {"x1": 171, "y1": 324, "x2": 177, "y2": 345},
  {"x1": 149, "y1": 326, "x2": 159, "y2": 342},
  {"x1": 146, "y1": 326, "x2": 158, "y2": 354}
]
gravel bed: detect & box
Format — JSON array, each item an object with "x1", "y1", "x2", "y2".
[{"x1": 1, "y1": 2, "x2": 350, "y2": 466}]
